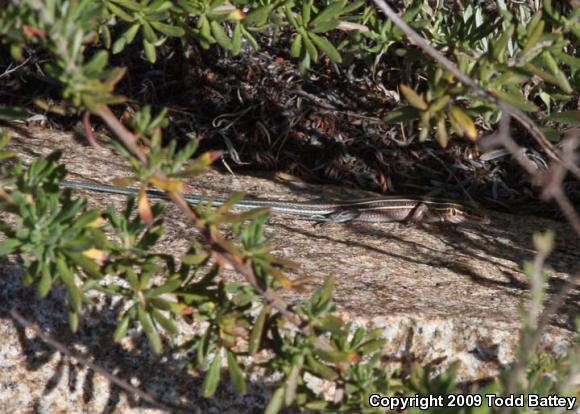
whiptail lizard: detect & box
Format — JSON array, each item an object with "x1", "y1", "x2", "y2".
[{"x1": 61, "y1": 180, "x2": 490, "y2": 224}]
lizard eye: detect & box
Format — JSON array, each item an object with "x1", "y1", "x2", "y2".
[{"x1": 448, "y1": 207, "x2": 463, "y2": 223}]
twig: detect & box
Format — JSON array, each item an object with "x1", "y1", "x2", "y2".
[
  {"x1": 9, "y1": 308, "x2": 189, "y2": 413},
  {"x1": 0, "y1": 56, "x2": 32, "y2": 80}
]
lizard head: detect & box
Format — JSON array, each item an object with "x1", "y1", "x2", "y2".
[{"x1": 439, "y1": 205, "x2": 490, "y2": 224}]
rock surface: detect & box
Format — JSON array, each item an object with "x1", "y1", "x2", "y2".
[{"x1": 1, "y1": 126, "x2": 578, "y2": 412}]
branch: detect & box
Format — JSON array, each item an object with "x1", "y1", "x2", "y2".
[{"x1": 9, "y1": 308, "x2": 188, "y2": 413}]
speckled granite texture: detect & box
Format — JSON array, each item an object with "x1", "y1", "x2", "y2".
[{"x1": 0, "y1": 127, "x2": 577, "y2": 412}]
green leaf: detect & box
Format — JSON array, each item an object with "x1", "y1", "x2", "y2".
[
  {"x1": 0, "y1": 131, "x2": 12, "y2": 150},
  {"x1": 400, "y1": 84, "x2": 427, "y2": 110},
  {"x1": 543, "y1": 52, "x2": 572, "y2": 94},
  {"x1": 199, "y1": 15, "x2": 212, "y2": 42},
  {"x1": 437, "y1": 117, "x2": 449, "y2": 148},
  {"x1": 68, "y1": 311, "x2": 79, "y2": 332},
  {"x1": 151, "y1": 309, "x2": 178, "y2": 336},
  {"x1": 101, "y1": 25, "x2": 112, "y2": 49},
  {"x1": 290, "y1": 34, "x2": 302, "y2": 58},
  {"x1": 449, "y1": 105, "x2": 478, "y2": 141},
  {"x1": 63, "y1": 250, "x2": 103, "y2": 279},
  {"x1": 85, "y1": 51, "x2": 109, "y2": 76},
  {"x1": 305, "y1": 353, "x2": 338, "y2": 380},
  {"x1": 141, "y1": 21, "x2": 159, "y2": 43},
  {"x1": 149, "y1": 21, "x2": 185, "y2": 37},
  {"x1": 491, "y1": 24, "x2": 514, "y2": 62},
  {"x1": 552, "y1": 51, "x2": 580, "y2": 71},
  {"x1": 112, "y1": 23, "x2": 140, "y2": 54},
  {"x1": 226, "y1": 350, "x2": 246, "y2": 395},
  {"x1": 298, "y1": 49, "x2": 311, "y2": 73},
  {"x1": 383, "y1": 106, "x2": 419, "y2": 123},
  {"x1": 210, "y1": 21, "x2": 233, "y2": 50},
  {"x1": 114, "y1": 313, "x2": 132, "y2": 342},
  {"x1": 539, "y1": 126, "x2": 562, "y2": 142},
  {"x1": 56, "y1": 255, "x2": 75, "y2": 287},
  {"x1": 545, "y1": 111, "x2": 580, "y2": 126},
  {"x1": 311, "y1": 19, "x2": 340, "y2": 33},
  {"x1": 38, "y1": 267, "x2": 53, "y2": 298},
  {"x1": 284, "y1": 363, "x2": 300, "y2": 406},
  {"x1": 284, "y1": 5, "x2": 299, "y2": 28},
  {"x1": 245, "y1": 5, "x2": 272, "y2": 26},
  {"x1": 67, "y1": 285, "x2": 83, "y2": 314},
  {"x1": 310, "y1": 0, "x2": 346, "y2": 27},
  {"x1": 145, "y1": 278, "x2": 182, "y2": 297},
  {"x1": 342, "y1": 0, "x2": 365, "y2": 14},
  {"x1": 309, "y1": 33, "x2": 342, "y2": 63},
  {"x1": 106, "y1": 1, "x2": 135, "y2": 21},
  {"x1": 71, "y1": 210, "x2": 101, "y2": 229},
  {"x1": 428, "y1": 95, "x2": 450, "y2": 114},
  {"x1": 138, "y1": 305, "x2": 162, "y2": 354},
  {"x1": 315, "y1": 276, "x2": 334, "y2": 308},
  {"x1": 143, "y1": 39, "x2": 157, "y2": 63},
  {"x1": 302, "y1": 0, "x2": 312, "y2": 25},
  {"x1": 493, "y1": 68, "x2": 530, "y2": 86},
  {"x1": 0, "y1": 106, "x2": 28, "y2": 121},
  {"x1": 202, "y1": 350, "x2": 222, "y2": 398},
  {"x1": 240, "y1": 25, "x2": 259, "y2": 51},
  {"x1": 265, "y1": 386, "x2": 284, "y2": 414},
  {"x1": 358, "y1": 338, "x2": 386, "y2": 354},
  {"x1": 303, "y1": 34, "x2": 318, "y2": 62},
  {"x1": 0, "y1": 239, "x2": 21, "y2": 255},
  {"x1": 249, "y1": 305, "x2": 269, "y2": 356},
  {"x1": 232, "y1": 22, "x2": 242, "y2": 55},
  {"x1": 492, "y1": 89, "x2": 539, "y2": 112},
  {"x1": 523, "y1": 17, "x2": 544, "y2": 55}
]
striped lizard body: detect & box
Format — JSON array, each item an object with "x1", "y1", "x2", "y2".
[{"x1": 60, "y1": 180, "x2": 489, "y2": 224}]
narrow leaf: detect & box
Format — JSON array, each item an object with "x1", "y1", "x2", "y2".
[
  {"x1": 245, "y1": 5, "x2": 272, "y2": 26},
  {"x1": 226, "y1": 350, "x2": 246, "y2": 395},
  {"x1": 545, "y1": 111, "x2": 580, "y2": 126},
  {"x1": 138, "y1": 305, "x2": 162, "y2": 354},
  {"x1": 449, "y1": 105, "x2": 478, "y2": 141},
  {"x1": 210, "y1": 21, "x2": 233, "y2": 50},
  {"x1": 523, "y1": 19, "x2": 544, "y2": 55},
  {"x1": 290, "y1": 34, "x2": 302, "y2": 58},
  {"x1": 0, "y1": 239, "x2": 21, "y2": 255},
  {"x1": 492, "y1": 89, "x2": 539, "y2": 112},
  {"x1": 400, "y1": 84, "x2": 427, "y2": 110},
  {"x1": 249, "y1": 305, "x2": 269, "y2": 356},
  {"x1": 38, "y1": 267, "x2": 53, "y2": 298},
  {"x1": 265, "y1": 386, "x2": 284, "y2": 414},
  {"x1": 491, "y1": 24, "x2": 514, "y2": 62},
  {"x1": 309, "y1": 33, "x2": 342, "y2": 63},
  {"x1": 149, "y1": 21, "x2": 184, "y2": 37},
  {"x1": 232, "y1": 23, "x2": 242, "y2": 55},
  {"x1": 85, "y1": 51, "x2": 109, "y2": 76},
  {"x1": 311, "y1": 0, "x2": 346, "y2": 27},
  {"x1": 152, "y1": 309, "x2": 178, "y2": 336},
  {"x1": 114, "y1": 313, "x2": 132, "y2": 342},
  {"x1": 303, "y1": 34, "x2": 318, "y2": 62},
  {"x1": 143, "y1": 39, "x2": 157, "y2": 63},
  {"x1": 202, "y1": 350, "x2": 222, "y2": 398},
  {"x1": 437, "y1": 117, "x2": 449, "y2": 148}
]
